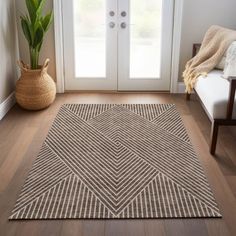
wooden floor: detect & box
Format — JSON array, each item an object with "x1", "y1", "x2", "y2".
[{"x1": 0, "y1": 93, "x2": 236, "y2": 236}]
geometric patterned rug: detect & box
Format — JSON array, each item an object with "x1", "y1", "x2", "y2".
[{"x1": 9, "y1": 104, "x2": 221, "y2": 220}]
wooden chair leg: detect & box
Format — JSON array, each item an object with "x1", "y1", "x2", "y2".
[
  {"x1": 186, "y1": 93, "x2": 191, "y2": 101},
  {"x1": 210, "y1": 120, "x2": 219, "y2": 155}
]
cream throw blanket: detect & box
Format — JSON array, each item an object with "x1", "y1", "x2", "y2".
[{"x1": 183, "y1": 25, "x2": 236, "y2": 93}]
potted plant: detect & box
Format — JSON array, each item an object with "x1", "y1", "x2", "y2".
[{"x1": 16, "y1": 0, "x2": 56, "y2": 110}]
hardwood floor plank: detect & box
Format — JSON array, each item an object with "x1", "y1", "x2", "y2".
[
  {"x1": 125, "y1": 220, "x2": 145, "y2": 236},
  {"x1": 226, "y1": 176, "x2": 236, "y2": 198},
  {"x1": 15, "y1": 221, "x2": 42, "y2": 236},
  {"x1": 144, "y1": 220, "x2": 166, "y2": 236},
  {"x1": 105, "y1": 220, "x2": 145, "y2": 236},
  {"x1": 219, "y1": 128, "x2": 236, "y2": 167},
  {"x1": 82, "y1": 220, "x2": 105, "y2": 236},
  {"x1": 0, "y1": 126, "x2": 38, "y2": 193},
  {"x1": 60, "y1": 221, "x2": 83, "y2": 236},
  {"x1": 164, "y1": 220, "x2": 187, "y2": 236},
  {"x1": 183, "y1": 220, "x2": 208, "y2": 236},
  {"x1": 37, "y1": 221, "x2": 62, "y2": 236},
  {"x1": 206, "y1": 220, "x2": 231, "y2": 236},
  {"x1": 105, "y1": 220, "x2": 127, "y2": 236}
]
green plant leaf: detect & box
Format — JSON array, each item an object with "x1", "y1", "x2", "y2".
[
  {"x1": 41, "y1": 11, "x2": 53, "y2": 32},
  {"x1": 20, "y1": 16, "x2": 33, "y2": 46},
  {"x1": 21, "y1": 0, "x2": 52, "y2": 68},
  {"x1": 25, "y1": 15, "x2": 34, "y2": 41},
  {"x1": 34, "y1": 0, "x2": 40, "y2": 8},
  {"x1": 25, "y1": 0, "x2": 37, "y2": 23},
  {"x1": 38, "y1": 40, "x2": 43, "y2": 52},
  {"x1": 36, "y1": 0, "x2": 46, "y2": 17},
  {"x1": 33, "y1": 23, "x2": 44, "y2": 48},
  {"x1": 33, "y1": 20, "x2": 41, "y2": 34}
]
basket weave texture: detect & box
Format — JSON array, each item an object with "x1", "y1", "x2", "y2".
[{"x1": 16, "y1": 59, "x2": 56, "y2": 110}]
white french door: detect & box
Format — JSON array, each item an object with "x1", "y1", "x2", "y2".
[{"x1": 62, "y1": 0, "x2": 173, "y2": 91}]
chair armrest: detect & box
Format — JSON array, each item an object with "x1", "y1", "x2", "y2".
[
  {"x1": 192, "y1": 44, "x2": 201, "y2": 57},
  {"x1": 227, "y1": 77, "x2": 236, "y2": 119}
]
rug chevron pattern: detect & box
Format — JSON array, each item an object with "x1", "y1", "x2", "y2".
[{"x1": 10, "y1": 104, "x2": 221, "y2": 220}]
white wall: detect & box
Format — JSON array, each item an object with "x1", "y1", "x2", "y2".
[
  {"x1": 0, "y1": 0, "x2": 19, "y2": 103},
  {"x1": 15, "y1": 0, "x2": 56, "y2": 80},
  {"x1": 179, "y1": 0, "x2": 236, "y2": 81}
]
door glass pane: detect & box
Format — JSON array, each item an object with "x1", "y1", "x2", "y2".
[
  {"x1": 130, "y1": 0, "x2": 162, "y2": 79},
  {"x1": 74, "y1": 0, "x2": 106, "y2": 78}
]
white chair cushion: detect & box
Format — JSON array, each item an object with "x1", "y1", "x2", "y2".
[{"x1": 194, "y1": 70, "x2": 236, "y2": 119}]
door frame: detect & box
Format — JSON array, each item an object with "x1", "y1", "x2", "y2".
[{"x1": 54, "y1": 0, "x2": 184, "y2": 93}]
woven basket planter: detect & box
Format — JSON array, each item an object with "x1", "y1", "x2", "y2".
[{"x1": 16, "y1": 59, "x2": 56, "y2": 111}]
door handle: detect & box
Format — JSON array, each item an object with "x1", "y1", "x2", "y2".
[
  {"x1": 109, "y1": 22, "x2": 115, "y2": 28},
  {"x1": 121, "y1": 11, "x2": 127, "y2": 17},
  {"x1": 109, "y1": 11, "x2": 115, "y2": 17},
  {"x1": 120, "y1": 22, "x2": 127, "y2": 29}
]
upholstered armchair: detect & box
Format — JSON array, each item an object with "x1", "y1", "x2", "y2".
[{"x1": 187, "y1": 44, "x2": 236, "y2": 155}]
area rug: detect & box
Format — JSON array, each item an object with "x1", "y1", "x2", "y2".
[{"x1": 9, "y1": 104, "x2": 221, "y2": 220}]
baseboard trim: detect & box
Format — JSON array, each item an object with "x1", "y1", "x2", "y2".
[{"x1": 0, "y1": 92, "x2": 16, "y2": 121}]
